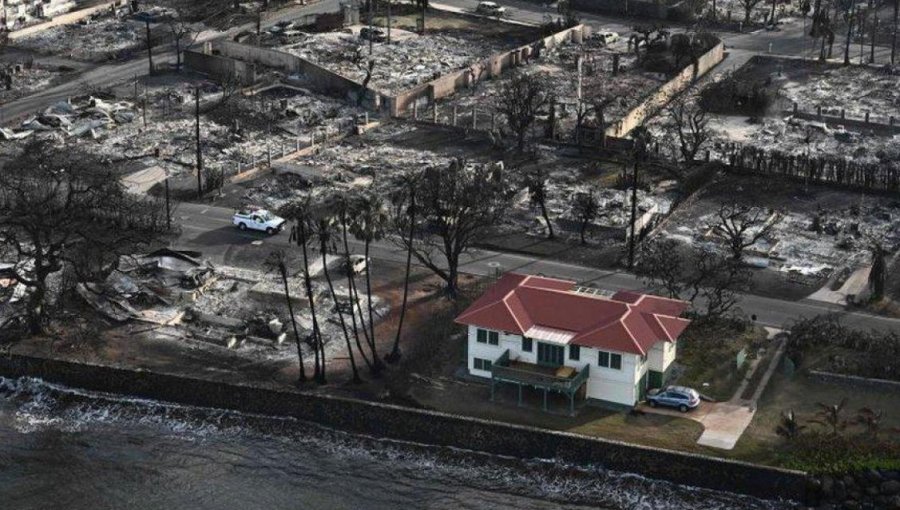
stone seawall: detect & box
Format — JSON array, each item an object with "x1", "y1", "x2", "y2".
[{"x1": 0, "y1": 352, "x2": 808, "y2": 502}]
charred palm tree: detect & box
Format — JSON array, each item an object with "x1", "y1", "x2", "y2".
[
  {"x1": 386, "y1": 172, "x2": 419, "y2": 363},
  {"x1": 264, "y1": 250, "x2": 306, "y2": 384},
  {"x1": 350, "y1": 190, "x2": 389, "y2": 373},
  {"x1": 314, "y1": 196, "x2": 363, "y2": 384},
  {"x1": 335, "y1": 193, "x2": 374, "y2": 372},
  {"x1": 282, "y1": 198, "x2": 325, "y2": 383}
]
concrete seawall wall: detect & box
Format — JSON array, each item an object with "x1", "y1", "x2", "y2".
[{"x1": 0, "y1": 352, "x2": 808, "y2": 502}]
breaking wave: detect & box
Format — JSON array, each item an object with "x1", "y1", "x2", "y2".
[{"x1": 0, "y1": 377, "x2": 794, "y2": 510}]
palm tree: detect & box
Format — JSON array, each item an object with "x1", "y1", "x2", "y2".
[
  {"x1": 282, "y1": 198, "x2": 326, "y2": 384},
  {"x1": 264, "y1": 250, "x2": 306, "y2": 384},
  {"x1": 350, "y1": 189, "x2": 389, "y2": 373},
  {"x1": 856, "y1": 407, "x2": 883, "y2": 438},
  {"x1": 775, "y1": 409, "x2": 806, "y2": 440},
  {"x1": 334, "y1": 193, "x2": 374, "y2": 373},
  {"x1": 314, "y1": 195, "x2": 363, "y2": 384},
  {"x1": 386, "y1": 172, "x2": 419, "y2": 364},
  {"x1": 811, "y1": 398, "x2": 848, "y2": 436}
]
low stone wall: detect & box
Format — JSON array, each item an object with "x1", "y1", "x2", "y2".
[
  {"x1": 8, "y1": 0, "x2": 127, "y2": 41},
  {"x1": 184, "y1": 50, "x2": 258, "y2": 86},
  {"x1": 605, "y1": 40, "x2": 725, "y2": 138},
  {"x1": 808, "y1": 370, "x2": 900, "y2": 391},
  {"x1": 0, "y1": 352, "x2": 808, "y2": 502}
]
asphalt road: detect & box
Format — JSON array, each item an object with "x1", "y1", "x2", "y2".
[{"x1": 174, "y1": 202, "x2": 900, "y2": 334}]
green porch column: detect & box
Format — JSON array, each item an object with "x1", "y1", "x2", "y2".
[
  {"x1": 542, "y1": 389, "x2": 548, "y2": 411},
  {"x1": 517, "y1": 384, "x2": 523, "y2": 407}
]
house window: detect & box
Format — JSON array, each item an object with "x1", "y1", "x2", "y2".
[
  {"x1": 598, "y1": 351, "x2": 622, "y2": 370},
  {"x1": 522, "y1": 337, "x2": 533, "y2": 352},
  {"x1": 474, "y1": 358, "x2": 492, "y2": 371},
  {"x1": 477, "y1": 329, "x2": 487, "y2": 343},
  {"x1": 610, "y1": 353, "x2": 622, "y2": 370},
  {"x1": 488, "y1": 331, "x2": 499, "y2": 345},
  {"x1": 569, "y1": 345, "x2": 580, "y2": 361}
]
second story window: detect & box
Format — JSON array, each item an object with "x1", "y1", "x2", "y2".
[
  {"x1": 569, "y1": 345, "x2": 580, "y2": 361},
  {"x1": 522, "y1": 337, "x2": 533, "y2": 352}
]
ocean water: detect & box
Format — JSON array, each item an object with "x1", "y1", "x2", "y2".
[{"x1": 0, "y1": 377, "x2": 793, "y2": 510}]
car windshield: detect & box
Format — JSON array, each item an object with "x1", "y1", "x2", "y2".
[{"x1": 259, "y1": 212, "x2": 273, "y2": 222}]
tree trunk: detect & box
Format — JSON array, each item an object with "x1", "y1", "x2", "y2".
[
  {"x1": 579, "y1": 221, "x2": 588, "y2": 244},
  {"x1": 627, "y1": 161, "x2": 639, "y2": 269},
  {"x1": 279, "y1": 264, "x2": 306, "y2": 383},
  {"x1": 539, "y1": 199, "x2": 554, "y2": 239},
  {"x1": 298, "y1": 224, "x2": 324, "y2": 383},
  {"x1": 322, "y1": 241, "x2": 362, "y2": 384},
  {"x1": 26, "y1": 279, "x2": 46, "y2": 335},
  {"x1": 145, "y1": 20, "x2": 154, "y2": 75},
  {"x1": 387, "y1": 194, "x2": 416, "y2": 363},
  {"x1": 845, "y1": 11, "x2": 854, "y2": 65},
  {"x1": 363, "y1": 240, "x2": 384, "y2": 373},
  {"x1": 340, "y1": 217, "x2": 373, "y2": 372},
  {"x1": 446, "y1": 255, "x2": 460, "y2": 298}
]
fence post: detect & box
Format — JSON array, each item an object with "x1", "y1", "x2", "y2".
[
  {"x1": 433, "y1": 102, "x2": 438, "y2": 124},
  {"x1": 472, "y1": 106, "x2": 477, "y2": 129},
  {"x1": 491, "y1": 112, "x2": 496, "y2": 131},
  {"x1": 816, "y1": 105, "x2": 822, "y2": 119},
  {"x1": 793, "y1": 102, "x2": 798, "y2": 115},
  {"x1": 865, "y1": 111, "x2": 870, "y2": 124},
  {"x1": 267, "y1": 146, "x2": 271, "y2": 167},
  {"x1": 413, "y1": 102, "x2": 418, "y2": 120},
  {"x1": 452, "y1": 106, "x2": 458, "y2": 127}
]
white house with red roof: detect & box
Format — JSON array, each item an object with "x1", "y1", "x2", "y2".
[{"x1": 455, "y1": 273, "x2": 691, "y2": 411}]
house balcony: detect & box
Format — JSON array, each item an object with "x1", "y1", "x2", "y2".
[{"x1": 489, "y1": 349, "x2": 590, "y2": 415}]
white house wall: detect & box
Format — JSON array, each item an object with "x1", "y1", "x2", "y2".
[
  {"x1": 648, "y1": 340, "x2": 677, "y2": 373},
  {"x1": 467, "y1": 326, "x2": 650, "y2": 407}
]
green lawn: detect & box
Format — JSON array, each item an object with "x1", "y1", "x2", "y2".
[{"x1": 675, "y1": 320, "x2": 766, "y2": 402}]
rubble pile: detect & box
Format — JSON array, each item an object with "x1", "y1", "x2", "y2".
[
  {"x1": 0, "y1": 65, "x2": 62, "y2": 104},
  {"x1": 274, "y1": 27, "x2": 510, "y2": 94},
  {"x1": 661, "y1": 200, "x2": 900, "y2": 278},
  {"x1": 0, "y1": 80, "x2": 363, "y2": 180},
  {"x1": 442, "y1": 37, "x2": 663, "y2": 138},
  {"x1": 779, "y1": 65, "x2": 900, "y2": 120},
  {"x1": 15, "y1": 10, "x2": 144, "y2": 61}
]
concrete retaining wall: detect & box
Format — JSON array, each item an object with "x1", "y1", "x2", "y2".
[
  {"x1": 184, "y1": 50, "x2": 258, "y2": 86},
  {"x1": 9, "y1": 0, "x2": 126, "y2": 40},
  {"x1": 0, "y1": 352, "x2": 808, "y2": 502},
  {"x1": 390, "y1": 24, "x2": 591, "y2": 116},
  {"x1": 606, "y1": 41, "x2": 725, "y2": 138},
  {"x1": 195, "y1": 40, "x2": 385, "y2": 110},
  {"x1": 808, "y1": 370, "x2": 900, "y2": 391}
]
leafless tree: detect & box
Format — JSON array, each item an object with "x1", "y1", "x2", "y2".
[
  {"x1": 0, "y1": 141, "x2": 169, "y2": 335},
  {"x1": 708, "y1": 202, "x2": 776, "y2": 260},
  {"x1": 641, "y1": 238, "x2": 751, "y2": 319},
  {"x1": 868, "y1": 238, "x2": 887, "y2": 300},
  {"x1": 569, "y1": 189, "x2": 601, "y2": 245},
  {"x1": 396, "y1": 159, "x2": 511, "y2": 297},
  {"x1": 525, "y1": 166, "x2": 554, "y2": 239},
  {"x1": 496, "y1": 73, "x2": 550, "y2": 151},
  {"x1": 667, "y1": 97, "x2": 711, "y2": 163},
  {"x1": 167, "y1": 11, "x2": 202, "y2": 72},
  {"x1": 738, "y1": 0, "x2": 765, "y2": 23}
]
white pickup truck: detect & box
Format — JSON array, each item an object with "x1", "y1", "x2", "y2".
[{"x1": 233, "y1": 208, "x2": 286, "y2": 235}]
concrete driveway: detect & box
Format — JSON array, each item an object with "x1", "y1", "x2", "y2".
[{"x1": 640, "y1": 401, "x2": 756, "y2": 450}]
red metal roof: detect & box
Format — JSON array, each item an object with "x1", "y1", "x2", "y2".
[{"x1": 455, "y1": 273, "x2": 691, "y2": 355}]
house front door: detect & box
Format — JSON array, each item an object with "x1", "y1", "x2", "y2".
[{"x1": 537, "y1": 342, "x2": 564, "y2": 367}]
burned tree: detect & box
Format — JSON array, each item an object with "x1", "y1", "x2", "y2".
[
  {"x1": 868, "y1": 240, "x2": 887, "y2": 301},
  {"x1": 398, "y1": 159, "x2": 511, "y2": 297},
  {"x1": 167, "y1": 10, "x2": 202, "y2": 72},
  {"x1": 667, "y1": 97, "x2": 711, "y2": 163},
  {"x1": 350, "y1": 189, "x2": 390, "y2": 373},
  {"x1": 569, "y1": 188, "x2": 600, "y2": 245},
  {"x1": 497, "y1": 73, "x2": 550, "y2": 151},
  {"x1": 264, "y1": 250, "x2": 307, "y2": 383},
  {"x1": 525, "y1": 166, "x2": 555, "y2": 239},
  {"x1": 385, "y1": 170, "x2": 420, "y2": 363},
  {"x1": 708, "y1": 202, "x2": 776, "y2": 261},
  {"x1": 738, "y1": 0, "x2": 764, "y2": 24},
  {"x1": 641, "y1": 238, "x2": 752, "y2": 319},
  {"x1": 0, "y1": 141, "x2": 168, "y2": 335}
]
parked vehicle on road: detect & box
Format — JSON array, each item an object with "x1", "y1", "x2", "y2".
[
  {"x1": 646, "y1": 385, "x2": 701, "y2": 412},
  {"x1": 233, "y1": 208, "x2": 286, "y2": 235},
  {"x1": 476, "y1": 1, "x2": 507, "y2": 16}
]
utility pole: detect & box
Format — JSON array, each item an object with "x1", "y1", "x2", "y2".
[
  {"x1": 386, "y1": 0, "x2": 392, "y2": 43},
  {"x1": 844, "y1": 8, "x2": 855, "y2": 65},
  {"x1": 165, "y1": 177, "x2": 171, "y2": 231},
  {"x1": 195, "y1": 87, "x2": 203, "y2": 198},
  {"x1": 891, "y1": 0, "x2": 898, "y2": 64},
  {"x1": 368, "y1": 0, "x2": 374, "y2": 55},
  {"x1": 627, "y1": 160, "x2": 639, "y2": 270},
  {"x1": 871, "y1": 16, "x2": 878, "y2": 63},
  {"x1": 144, "y1": 19, "x2": 154, "y2": 75}
]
